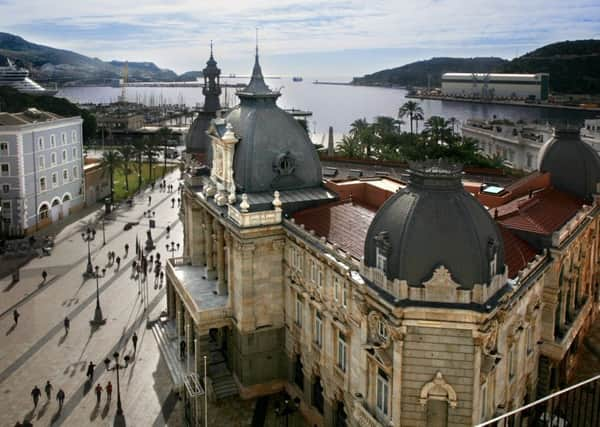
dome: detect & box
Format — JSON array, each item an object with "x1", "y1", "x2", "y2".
[
  {"x1": 539, "y1": 128, "x2": 600, "y2": 201},
  {"x1": 186, "y1": 112, "x2": 213, "y2": 159},
  {"x1": 364, "y1": 161, "x2": 505, "y2": 289},
  {"x1": 223, "y1": 53, "x2": 322, "y2": 193}
]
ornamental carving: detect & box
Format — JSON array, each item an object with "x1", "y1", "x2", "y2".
[
  {"x1": 419, "y1": 372, "x2": 458, "y2": 407},
  {"x1": 367, "y1": 311, "x2": 391, "y2": 349}
]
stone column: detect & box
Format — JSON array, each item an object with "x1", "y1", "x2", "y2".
[
  {"x1": 205, "y1": 212, "x2": 216, "y2": 280},
  {"x1": 391, "y1": 331, "x2": 404, "y2": 425},
  {"x1": 216, "y1": 221, "x2": 226, "y2": 295},
  {"x1": 167, "y1": 281, "x2": 175, "y2": 319},
  {"x1": 191, "y1": 208, "x2": 206, "y2": 266},
  {"x1": 176, "y1": 298, "x2": 183, "y2": 337}
]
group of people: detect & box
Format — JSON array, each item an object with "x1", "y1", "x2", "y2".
[
  {"x1": 160, "y1": 180, "x2": 176, "y2": 193},
  {"x1": 107, "y1": 251, "x2": 121, "y2": 270},
  {"x1": 170, "y1": 197, "x2": 181, "y2": 208},
  {"x1": 29, "y1": 381, "x2": 66, "y2": 410}
]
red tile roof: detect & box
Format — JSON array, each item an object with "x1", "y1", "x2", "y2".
[
  {"x1": 494, "y1": 188, "x2": 583, "y2": 235},
  {"x1": 292, "y1": 199, "x2": 376, "y2": 259},
  {"x1": 499, "y1": 226, "x2": 538, "y2": 278}
]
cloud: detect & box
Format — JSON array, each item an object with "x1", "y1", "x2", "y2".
[{"x1": 0, "y1": 0, "x2": 599, "y2": 76}]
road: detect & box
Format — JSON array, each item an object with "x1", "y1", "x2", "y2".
[{"x1": 0, "y1": 171, "x2": 184, "y2": 426}]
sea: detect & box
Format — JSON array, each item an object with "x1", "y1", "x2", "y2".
[{"x1": 56, "y1": 77, "x2": 598, "y2": 144}]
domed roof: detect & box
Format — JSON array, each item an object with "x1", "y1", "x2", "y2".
[
  {"x1": 223, "y1": 52, "x2": 322, "y2": 193},
  {"x1": 364, "y1": 161, "x2": 505, "y2": 289},
  {"x1": 539, "y1": 128, "x2": 600, "y2": 201},
  {"x1": 186, "y1": 112, "x2": 213, "y2": 159}
]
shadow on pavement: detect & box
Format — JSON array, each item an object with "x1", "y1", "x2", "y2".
[
  {"x1": 37, "y1": 401, "x2": 49, "y2": 419},
  {"x1": 50, "y1": 407, "x2": 62, "y2": 424},
  {"x1": 58, "y1": 332, "x2": 68, "y2": 346},
  {"x1": 90, "y1": 402, "x2": 99, "y2": 421},
  {"x1": 101, "y1": 401, "x2": 110, "y2": 419},
  {"x1": 6, "y1": 323, "x2": 16, "y2": 335}
]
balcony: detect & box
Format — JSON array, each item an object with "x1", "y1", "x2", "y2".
[
  {"x1": 353, "y1": 399, "x2": 385, "y2": 427},
  {"x1": 543, "y1": 299, "x2": 592, "y2": 361},
  {"x1": 166, "y1": 257, "x2": 232, "y2": 330}
]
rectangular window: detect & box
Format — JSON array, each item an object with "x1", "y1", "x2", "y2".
[
  {"x1": 526, "y1": 154, "x2": 533, "y2": 168},
  {"x1": 334, "y1": 276, "x2": 341, "y2": 302},
  {"x1": 39, "y1": 155, "x2": 45, "y2": 169},
  {"x1": 71, "y1": 130, "x2": 77, "y2": 144},
  {"x1": 2, "y1": 184, "x2": 9, "y2": 193},
  {"x1": 378, "y1": 320, "x2": 388, "y2": 340},
  {"x1": 38, "y1": 137, "x2": 44, "y2": 150},
  {"x1": 337, "y1": 332, "x2": 347, "y2": 372},
  {"x1": 52, "y1": 173, "x2": 58, "y2": 187},
  {"x1": 376, "y1": 247, "x2": 387, "y2": 271},
  {"x1": 63, "y1": 169, "x2": 69, "y2": 181},
  {"x1": 51, "y1": 152, "x2": 57, "y2": 165},
  {"x1": 1, "y1": 163, "x2": 9, "y2": 176},
  {"x1": 73, "y1": 166, "x2": 78, "y2": 179},
  {"x1": 342, "y1": 282, "x2": 348, "y2": 308},
  {"x1": 295, "y1": 294, "x2": 303, "y2": 327},
  {"x1": 0, "y1": 142, "x2": 7, "y2": 154},
  {"x1": 376, "y1": 369, "x2": 389, "y2": 416},
  {"x1": 39, "y1": 176, "x2": 47, "y2": 191},
  {"x1": 72, "y1": 147, "x2": 77, "y2": 158},
  {"x1": 61, "y1": 132, "x2": 66, "y2": 145},
  {"x1": 62, "y1": 150, "x2": 67, "y2": 162},
  {"x1": 50, "y1": 135, "x2": 56, "y2": 148},
  {"x1": 315, "y1": 311, "x2": 322, "y2": 347}
]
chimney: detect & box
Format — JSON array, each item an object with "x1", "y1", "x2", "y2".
[{"x1": 328, "y1": 126, "x2": 334, "y2": 157}]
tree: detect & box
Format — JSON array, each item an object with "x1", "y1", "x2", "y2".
[
  {"x1": 337, "y1": 135, "x2": 363, "y2": 159},
  {"x1": 423, "y1": 116, "x2": 453, "y2": 145},
  {"x1": 99, "y1": 150, "x2": 123, "y2": 201},
  {"x1": 413, "y1": 112, "x2": 424, "y2": 133},
  {"x1": 117, "y1": 144, "x2": 135, "y2": 193},
  {"x1": 131, "y1": 138, "x2": 146, "y2": 191},
  {"x1": 156, "y1": 127, "x2": 173, "y2": 178},
  {"x1": 398, "y1": 100, "x2": 424, "y2": 134},
  {"x1": 144, "y1": 137, "x2": 159, "y2": 183}
]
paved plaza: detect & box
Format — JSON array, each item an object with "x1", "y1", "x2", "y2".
[{"x1": 0, "y1": 172, "x2": 185, "y2": 426}]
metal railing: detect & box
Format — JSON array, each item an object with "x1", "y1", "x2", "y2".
[{"x1": 477, "y1": 374, "x2": 600, "y2": 427}]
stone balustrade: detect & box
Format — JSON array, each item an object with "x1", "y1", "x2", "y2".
[{"x1": 353, "y1": 400, "x2": 384, "y2": 427}]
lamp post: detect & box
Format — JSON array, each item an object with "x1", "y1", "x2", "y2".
[
  {"x1": 90, "y1": 265, "x2": 106, "y2": 326},
  {"x1": 166, "y1": 241, "x2": 180, "y2": 260},
  {"x1": 274, "y1": 395, "x2": 301, "y2": 427},
  {"x1": 104, "y1": 351, "x2": 130, "y2": 416},
  {"x1": 102, "y1": 215, "x2": 106, "y2": 246},
  {"x1": 81, "y1": 227, "x2": 96, "y2": 277}
]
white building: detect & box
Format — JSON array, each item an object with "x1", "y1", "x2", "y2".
[
  {"x1": 581, "y1": 118, "x2": 600, "y2": 154},
  {"x1": 0, "y1": 109, "x2": 84, "y2": 236},
  {"x1": 442, "y1": 73, "x2": 550, "y2": 101},
  {"x1": 461, "y1": 119, "x2": 553, "y2": 172}
]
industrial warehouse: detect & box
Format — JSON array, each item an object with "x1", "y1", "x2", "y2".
[{"x1": 441, "y1": 73, "x2": 550, "y2": 101}]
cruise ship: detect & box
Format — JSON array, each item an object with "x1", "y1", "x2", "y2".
[{"x1": 0, "y1": 56, "x2": 57, "y2": 96}]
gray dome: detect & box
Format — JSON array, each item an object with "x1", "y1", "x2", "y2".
[
  {"x1": 364, "y1": 161, "x2": 505, "y2": 289},
  {"x1": 186, "y1": 112, "x2": 214, "y2": 159},
  {"x1": 539, "y1": 129, "x2": 600, "y2": 201},
  {"x1": 224, "y1": 54, "x2": 322, "y2": 193}
]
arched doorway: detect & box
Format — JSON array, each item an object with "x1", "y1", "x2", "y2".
[
  {"x1": 50, "y1": 198, "x2": 61, "y2": 222},
  {"x1": 419, "y1": 372, "x2": 458, "y2": 427},
  {"x1": 38, "y1": 203, "x2": 50, "y2": 226},
  {"x1": 62, "y1": 193, "x2": 71, "y2": 218}
]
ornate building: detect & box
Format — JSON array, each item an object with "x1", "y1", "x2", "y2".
[
  {"x1": 185, "y1": 43, "x2": 222, "y2": 162},
  {"x1": 162, "y1": 47, "x2": 600, "y2": 427}
]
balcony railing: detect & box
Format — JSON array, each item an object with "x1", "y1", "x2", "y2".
[
  {"x1": 353, "y1": 399, "x2": 385, "y2": 427},
  {"x1": 476, "y1": 374, "x2": 600, "y2": 427}
]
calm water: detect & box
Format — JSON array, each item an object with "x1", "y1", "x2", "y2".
[{"x1": 57, "y1": 77, "x2": 597, "y2": 142}]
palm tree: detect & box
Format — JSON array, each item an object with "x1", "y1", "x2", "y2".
[
  {"x1": 337, "y1": 135, "x2": 362, "y2": 159},
  {"x1": 144, "y1": 137, "x2": 159, "y2": 183},
  {"x1": 156, "y1": 127, "x2": 173, "y2": 178},
  {"x1": 349, "y1": 118, "x2": 369, "y2": 138},
  {"x1": 131, "y1": 138, "x2": 146, "y2": 191},
  {"x1": 398, "y1": 100, "x2": 424, "y2": 134},
  {"x1": 424, "y1": 116, "x2": 452, "y2": 145},
  {"x1": 413, "y1": 112, "x2": 424, "y2": 133},
  {"x1": 99, "y1": 150, "x2": 123, "y2": 201},
  {"x1": 117, "y1": 144, "x2": 135, "y2": 193}
]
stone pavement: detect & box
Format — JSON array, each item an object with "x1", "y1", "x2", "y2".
[{"x1": 0, "y1": 171, "x2": 185, "y2": 426}]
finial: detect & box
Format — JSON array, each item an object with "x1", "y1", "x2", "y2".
[
  {"x1": 210, "y1": 40, "x2": 213, "y2": 57},
  {"x1": 255, "y1": 28, "x2": 259, "y2": 57},
  {"x1": 240, "y1": 194, "x2": 250, "y2": 213},
  {"x1": 272, "y1": 191, "x2": 282, "y2": 210}
]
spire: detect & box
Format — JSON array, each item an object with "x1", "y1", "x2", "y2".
[
  {"x1": 202, "y1": 42, "x2": 221, "y2": 112},
  {"x1": 210, "y1": 40, "x2": 214, "y2": 59},
  {"x1": 241, "y1": 29, "x2": 278, "y2": 97}
]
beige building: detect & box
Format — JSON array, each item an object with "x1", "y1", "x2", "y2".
[
  {"x1": 159, "y1": 51, "x2": 600, "y2": 427},
  {"x1": 83, "y1": 157, "x2": 110, "y2": 206}
]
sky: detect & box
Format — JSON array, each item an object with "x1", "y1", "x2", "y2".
[{"x1": 1, "y1": 0, "x2": 599, "y2": 78}]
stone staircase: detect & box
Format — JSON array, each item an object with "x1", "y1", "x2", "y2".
[
  {"x1": 151, "y1": 319, "x2": 185, "y2": 391},
  {"x1": 208, "y1": 339, "x2": 238, "y2": 400}
]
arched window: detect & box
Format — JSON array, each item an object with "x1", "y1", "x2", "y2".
[
  {"x1": 38, "y1": 204, "x2": 49, "y2": 220},
  {"x1": 419, "y1": 372, "x2": 457, "y2": 427}
]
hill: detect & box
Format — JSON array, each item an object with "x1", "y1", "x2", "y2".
[
  {"x1": 501, "y1": 40, "x2": 600, "y2": 94},
  {"x1": 352, "y1": 39, "x2": 600, "y2": 94},
  {"x1": 0, "y1": 33, "x2": 186, "y2": 85},
  {"x1": 352, "y1": 57, "x2": 508, "y2": 88},
  {"x1": 0, "y1": 86, "x2": 96, "y2": 140}
]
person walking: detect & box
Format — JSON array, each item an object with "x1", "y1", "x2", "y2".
[
  {"x1": 63, "y1": 316, "x2": 70, "y2": 335},
  {"x1": 13, "y1": 309, "x2": 19, "y2": 325},
  {"x1": 116, "y1": 256, "x2": 121, "y2": 270},
  {"x1": 86, "y1": 361, "x2": 96, "y2": 382},
  {"x1": 44, "y1": 380, "x2": 53, "y2": 400},
  {"x1": 132, "y1": 332, "x2": 138, "y2": 353},
  {"x1": 177, "y1": 197, "x2": 181, "y2": 207},
  {"x1": 42, "y1": 270, "x2": 48, "y2": 282},
  {"x1": 180, "y1": 339, "x2": 186, "y2": 360},
  {"x1": 159, "y1": 271, "x2": 164, "y2": 286},
  {"x1": 31, "y1": 385, "x2": 41, "y2": 407},
  {"x1": 148, "y1": 195, "x2": 152, "y2": 206},
  {"x1": 56, "y1": 389, "x2": 65, "y2": 409},
  {"x1": 124, "y1": 243, "x2": 129, "y2": 257},
  {"x1": 171, "y1": 198, "x2": 175, "y2": 208},
  {"x1": 106, "y1": 381, "x2": 113, "y2": 401},
  {"x1": 95, "y1": 383, "x2": 102, "y2": 405},
  {"x1": 166, "y1": 225, "x2": 171, "y2": 237}
]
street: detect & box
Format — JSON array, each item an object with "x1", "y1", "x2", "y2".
[{"x1": 0, "y1": 171, "x2": 184, "y2": 426}]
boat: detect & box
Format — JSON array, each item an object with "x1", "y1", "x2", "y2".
[
  {"x1": 0, "y1": 56, "x2": 58, "y2": 96},
  {"x1": 292, "y1": 76, "x2": 303, "y2": 82}
]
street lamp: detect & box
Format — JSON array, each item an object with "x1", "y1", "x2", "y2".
[
  {"x1": 90, "y1": 265, "x2": 106, "y2": 326},
  {"x1": 102, "y1": 215, "x2": 106, "y2": 246},
  {"x1": 166, "y1": 241, "x2": 180, "y2": 259},
  {"x1": 81, "y1": 227, "x2": 96, "y2": 277},
  {"x1": 104, "y1": 351, "x2": 131, "y2": 415},
  {"x1": 274, "y1": 395, "x2": 301, "y2": 427}
]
